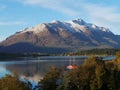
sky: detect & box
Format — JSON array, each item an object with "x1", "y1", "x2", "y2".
[{"x1": 0, "y1": 0, "x2": 120, "y2": 41}]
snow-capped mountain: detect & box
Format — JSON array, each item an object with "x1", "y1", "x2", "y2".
[
  {"x1": 21, "y1": 18, "x2": 112, "y2": 34},
  {"x1": 0, "y1": 19, "x2": 120, "y2": 53}
]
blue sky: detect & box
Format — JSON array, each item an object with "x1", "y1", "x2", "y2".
[{"x1": 0, "y1": 0, "x2": 120, "y2": 41}]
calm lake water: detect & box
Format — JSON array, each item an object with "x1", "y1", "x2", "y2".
[{"x1": 0, "y1": 56, "x2": 115, "y2": 85}]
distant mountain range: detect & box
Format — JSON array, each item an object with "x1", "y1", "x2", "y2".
[{"x1": 0, "y1": 18, "x2": 120, "y2": 54}]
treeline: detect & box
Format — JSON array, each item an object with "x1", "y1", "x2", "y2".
[
  {"x1": 0, "y1": 53, "x2": 23, "y2": 60},
  {"x1": 73, "y1": 48, "x2": 120, "y2": 55},
  {"x1": 0, "y1": 53, "x2": 49, "y2": 60},
  {"x1": 1, "y1": 52, "x2": 120, "y2": 90}
]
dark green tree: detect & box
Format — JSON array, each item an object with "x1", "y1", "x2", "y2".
[{"x1": 40, "y1": 66, "x2": 61, "y2": 90}]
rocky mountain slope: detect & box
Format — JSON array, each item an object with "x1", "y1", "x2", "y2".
[{"x1": 0, "y1": 19, "x2": 120, "y2": 53}]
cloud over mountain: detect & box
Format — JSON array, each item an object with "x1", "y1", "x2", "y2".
[{"x1": 17, "y1": 0, "x2": 120, "y2": 34}]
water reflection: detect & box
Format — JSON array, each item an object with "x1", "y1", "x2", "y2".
[
  {"x1": 0, "y1": 56, "x2": 85, "y2": 83},
  {"x1": 0, "y1": 65, "x2": 11, "y2": 77},
  {"x1": 0, "y1": 56, "x2": 115, "y2": 84}
]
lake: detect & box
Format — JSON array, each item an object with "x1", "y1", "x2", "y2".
[{"x1": 0, "y1": 56, "x2": 115, "y2": 86}]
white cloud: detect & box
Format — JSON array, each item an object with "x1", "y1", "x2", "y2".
[
  {"x1": 0, "y1": 4, "x2": 6, "y2": 10},
  {"x1": 80, "y1": 3, "x2": 120, "y2": 34},
  {"x1": 0, "y1": 21, "x2": 26, "y2": 26},
  {"x1": 17, "y1": 0, "x2": 120, "y2": 21},
  {"x1": 17, "y1": 0, "x2": 80, "y2": 16},
  {"x1": 83, "y1": 3, "x2": 120, "y2": 22}
]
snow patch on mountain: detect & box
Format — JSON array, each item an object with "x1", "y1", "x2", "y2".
[
  {"x1": 21, "y1": 23, "x2": 48, "y2": 34},
  {"x1": 66, "y1": 20, "x2": 88, "y2": 33}
]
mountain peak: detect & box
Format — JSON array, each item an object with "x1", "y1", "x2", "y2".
[
  {"x1": 77, "y1": 18, "x2": 85, "y2": 23},
  {"x1": 14, "y1": 18, "x2": 113, "y2": 36},
  {"x1": 51, "y1": 20, "x2": 62, "y2": 24},
  {"x1": 67, "y1": 18, "x2": 86, "y2": 25}
]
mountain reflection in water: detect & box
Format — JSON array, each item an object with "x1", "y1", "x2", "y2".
[
  {"x1": 0, "y1": 56, "x2": 85, "y2": 83},
  {"x1": 0, "y1": 56, "x2": 115, "y2": 84}
]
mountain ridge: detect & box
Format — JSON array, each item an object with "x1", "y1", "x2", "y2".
[{"x1": 0, "y1": 18, "x2": 120, "y2": 53}]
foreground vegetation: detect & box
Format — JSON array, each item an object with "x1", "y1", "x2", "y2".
[
  {"x1": 0, "y1": 73, "x2": 32, "y2": 90},
  {"x1": 39, "y1": 52, "x2": 120, "y2": 90},
  {"x1": 1, "y1": 52, "x2": 120, "y2": 90}
]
